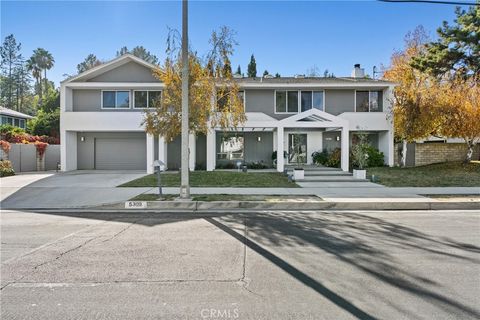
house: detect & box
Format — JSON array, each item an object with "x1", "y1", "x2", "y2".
[
  {"x1": 60, "y1": 54, "x2": 395, "y2": 173},
  {"x1": 0, "y1": 106, "x2": 32, "y2": 129}
]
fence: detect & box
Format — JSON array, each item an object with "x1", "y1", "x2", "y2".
[{"x1": 0, "y1": 143, "x2": 60, "y2": 172}]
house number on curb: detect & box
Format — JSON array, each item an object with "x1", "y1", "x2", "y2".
[{"x1": 125, "y1": 201, "x2": 147, "y2": 209}]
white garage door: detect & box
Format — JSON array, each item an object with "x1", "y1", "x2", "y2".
[{"x1": 95, "y1": 138, "x2": 146, "y2": 170}]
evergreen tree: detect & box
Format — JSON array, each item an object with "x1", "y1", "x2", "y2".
[
  {"x1": 116, "y1": 46, "x2": 159, "y2": 65},
  {"x1": 263, "y1": 70, "x2": 269, "y2": 76},
  {"x1": 411, "y1": 5, "x2": 480, "y2": 79},
  {"x1": 0, "y1": 34, "x2": 23, "y2": 109},
  {"x1": 247, "y1": 54, "x2": 257, "y2": 77},
  {"x1": 222, "y1": 57, "x2": 232, "y2": 77},
  {"x1": 13, "y1": 60, "x2": 31, "y2": 113},
  {"x1": 77, "y1": 54, "x2": 102, "y2": 73},
  {"x1": 236, "y1": 65, "x2": 241, "y2": 75},
  {"x1": 275, "y1": 73, "x2": 281, "y2": 78}
]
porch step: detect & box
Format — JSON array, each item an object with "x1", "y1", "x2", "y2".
[
  {"x1": 288, "y1": 171, "x2": 353, "y2": 176},
  {"x1": 285, "y1": 166, "x2": 342, "y2": 172}
]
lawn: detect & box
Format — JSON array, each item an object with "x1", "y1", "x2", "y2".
[
  {"x1": 119, "y1": 171, "x2": 298, "y2": 188},
  {"x1": 367, "y1": 161, "x2": 480, "y2": 187}
]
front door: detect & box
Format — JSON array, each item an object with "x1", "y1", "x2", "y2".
[{"x1": 288, "y1": 134, "x2": 307, "y2": 164}]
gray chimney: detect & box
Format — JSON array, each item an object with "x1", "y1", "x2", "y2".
[{"x1": 351, "y1": 64, "x2": 365, "y2": 78}]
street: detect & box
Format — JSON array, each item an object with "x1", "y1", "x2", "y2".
[{"x1": 1, "y1": 209, "x2": 479, "y2": 320}]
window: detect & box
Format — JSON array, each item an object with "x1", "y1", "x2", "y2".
[
  {"x1": 301, "y1": 91, "x2": 312, "y2": 112},
  {"x1": 355, "y1": 91, "x2": 369, "y2": 112},
  {"x1": 14, "y1": 118, "x2": 20, "y2": 127},
  {"x1": 19, "y1": 119, "x2": 25, "y2": 128},
  {"x1": 369, "y1": 91, "x2": 383, "y2": 112},
  {"x1": 102, "y1": 91, "x2": 130, "y2": 109},
  {"x1": 217, "y1": 134, "x2": 244, "y2": 160},
  {"x1": 275, "y1": 91, "x2": 287, "y2": 113},
  {"x1": 356, "y1": 90, "x2": 383, "y2": 112},
  {"x1": 287, "y1": 91, "x2": 298, "y2": 112},
  {"x1": 301, "y1": 91, "x2": 324, "y2": 112},
  {"x1": 313, "y1": 91, "x2": 324, "y2": 111},
  {"x1": 134, "y1": 91, "x2": 161, "y2": 109}
]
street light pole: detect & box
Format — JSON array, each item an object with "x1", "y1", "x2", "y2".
[{"x1": 180, "y1": 0, "x2": 190, "y2": 199}]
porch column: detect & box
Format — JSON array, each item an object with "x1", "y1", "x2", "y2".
[
  {"x1": 189, "y1": 133, "x2": 196, "y2": 171},
  {"x1": 341, "y1": 126, "x2": 349, "y2": 172},
  {"x1": 276, "y1": 126, "x2": 284, "y2": 172},
  {"x1": 146, "y1": 133, "x2": 155, "y2": 174},
  {"x1": 158, "y1": 136, "x2": 167, "y2": 170},
  {"x1": 206, "y1": 130, "x2": 216, "y2": 171}
]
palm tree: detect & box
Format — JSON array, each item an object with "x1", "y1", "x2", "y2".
[
  {"x1": 32, "y1": 48, "x2": 54, "y2": 98},
  {"x1": 26, "y1": 55, "x2": 42, "y2": 102}
]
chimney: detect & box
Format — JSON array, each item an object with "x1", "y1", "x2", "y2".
[{"x1": 351, "y1": 64, "x2": 365, "y2": 78}]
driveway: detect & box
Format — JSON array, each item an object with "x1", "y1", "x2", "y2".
[
  {"x1": 0, "y1": 171, "x2": 151, "y2": 209},
  {"x1": 1, "y1": 209, "x2": 479, "y2": 319}
]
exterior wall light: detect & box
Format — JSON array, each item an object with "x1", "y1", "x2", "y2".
[
  {"x1": 336, "y1": 136, "x2": 340, "y2": 141},
  {"x1": 257, "y1": 136, "x2": 261, "y2": 142},
  {"x1": 80, "y1": 136, "x2": 86, "y2": 142}
]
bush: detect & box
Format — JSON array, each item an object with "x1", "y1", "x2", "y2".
[
  {"x1": 0, "y1": 124, "x2": 26, "y2": 140},
  {"x1": 0, "y1": 160, "x2": 15, "y2": 177},
  {"x1": 312, "y1": 150, "x2": 329, "y2": 165},
  {"x1": 28, "y1": 109, "x2": 60, "y2": 138},
  {"x1": 366, "y1": 146, "x2": 385, "y2": 167},
  {"x1": 326, "y1": 148, "x2": 341, "y2": 168},
  {"x1": 247, "y1": 161, "x2": 269, "y2": 169}
]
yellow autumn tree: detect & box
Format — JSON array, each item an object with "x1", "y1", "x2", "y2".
[
  {"x1": 436, "y1": 78, "x2": 480, "y2": 162},
  {"x1": 143, "y1": 27, "x2": 246, "y2": 142},
  {"x1": 383, "y1": 26, "x2": 440, "y2": 166}
]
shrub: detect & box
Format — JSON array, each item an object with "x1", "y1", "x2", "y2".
[
  {"x1": 326, "y1": 148, "x2": 341, "y2": 168},
  {"x1": 351, "y1": 133, "x2": 369, "y2": 169},
  {"x1": 247, "y1": 161, "x2": 269, "y2": 169},
  {"x1": 0, "y1": 160, "x2": 15, "y2": 177},
  {"x1": 0, "y1": 124, "x2": 26, "y2": 141},
  {"x1": 34, "y1": 141, "x2": 49, "y2": 158},
  {"x1": 366, "y1": 146, "x2": 385, "y2": 167},
  {"x1": 312, "y1": 150, "x2": 329, "y2": 165},
  {"x1": 0, "y1": 140, "x2": 11, "y2": 155}
]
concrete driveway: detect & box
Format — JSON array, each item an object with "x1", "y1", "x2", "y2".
[{"x1": 0, "y1": 171, "x2": 151, "y2": 209}]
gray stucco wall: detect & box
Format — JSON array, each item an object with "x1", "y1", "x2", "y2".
[
  {"x1": 245, "y1": 89, "x2": 289, "y2": 120},
  {"x1": 87, "y1": 61, "x2": 158, "y2": 82},
  {"x1": 324, "y1": 90, "x2": 355, "y2": 115},
  {"x1": 72, "y1": 89, "x2": 160, "y2": 112},
  {"x1": 77, "y1": 132, "x2": 146, "y2": 169}
]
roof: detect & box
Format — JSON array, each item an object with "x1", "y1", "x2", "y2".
[
  {"x1": 234, "y1": 76, "x2": 394, "y2": 85},
  {"x1": 61, "y1": 53, "x2": 159, "y2": 84},
  {"x1": 0, "y1": 107, "x2": 33, "y2": 119}
]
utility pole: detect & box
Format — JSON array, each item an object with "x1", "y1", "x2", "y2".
[{"x1": 180, "y1": 0, "x2": 190, "y2": 198}]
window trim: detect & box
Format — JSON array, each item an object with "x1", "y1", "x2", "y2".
[
  {"x1": 302, "y1": 90, "x2": 325, "y2": 112},
  {"x1": 133, "y1": 90, "x2": 162, "y2": 109},
  {"x1": 354, "y1": 89, "x2": 383, "y2": 112},
  {"x1": 101, "y1": 90, "x2": 131, "y2": 110}
]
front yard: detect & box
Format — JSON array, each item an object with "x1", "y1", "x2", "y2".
[
  {"x1": 119, "y1": 171, "x2": 298, "y2": 188},
  {"x1": 367, "y1": 161, "x2": 480, "y2": 187}
]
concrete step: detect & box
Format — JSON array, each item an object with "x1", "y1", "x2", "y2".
[
  {"x1": 296, "y1": 181, "x2": 381, "y2": 188},
  {"x1": 285, "y1": 167, "x2": 342, "y2": 172},
  {"x1": 297, "y1": 176, "x2": 368, "y2": 182},
  {"x1": 301, "y1": 171, "x2": 353, "y2": 176}
]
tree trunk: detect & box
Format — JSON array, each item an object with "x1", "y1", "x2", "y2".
[
  {"x1": 401, "y1": 140, "x2": 408, "y2": 167},
  {"x1": 465, "y1": 139, "x2": 474, "y2": 163}
]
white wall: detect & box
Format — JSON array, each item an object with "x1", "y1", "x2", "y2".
[
  {"x1": 378, "y1": 130, "x2": 394, "y2": 166},
  {"x1": 60, "y1": 131, "x2": 77, "y2": 171}
]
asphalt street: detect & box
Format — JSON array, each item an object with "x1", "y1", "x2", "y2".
[{"x1": 1, "y1": 209, "x2": 479, "y2": 320}]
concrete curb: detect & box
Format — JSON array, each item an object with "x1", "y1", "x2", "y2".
[{"x1": 100, "y1": 200, "x2": 480, "y2": 211}]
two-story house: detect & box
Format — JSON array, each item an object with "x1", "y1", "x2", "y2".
[{"x1": 60, "y1": 54, "x2": 395, "y2": 174}]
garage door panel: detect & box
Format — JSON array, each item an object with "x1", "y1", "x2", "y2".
[{"x1": 95, "y1": 138, "x2": 146, "y2": 170}]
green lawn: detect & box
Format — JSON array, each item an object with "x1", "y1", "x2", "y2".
[
  {"x1": 119, "y1": 171, "x2": 298, "y2": 188},
  {"x1": 367, "y1": 161, "x2": 480, "y2": 187}
]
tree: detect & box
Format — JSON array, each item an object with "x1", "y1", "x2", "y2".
[
  {"x1": 263, "y1": 70, "x2": 269, "y2": 76},
  {"x1": 307, "y1": 65, "x2": 321, "y2": 77},
  {"x1": 26, "y1": 55, "x2": 42, "y2": 100},
  {"x1": 143, "y1": 27, "x2": 246, "y2": 142},
  {"x1": 222, "y1": 57, "x2": 232, "y2": 77},
  {"x1": 236, "y1": 65, "x2": 241, "y2": 75},
  {"x1": 275, "y1": 72, "x2": 281, "y2": 78},
  {"x1": 411, "y1": 4, "x2": 480, "y2": 80},
  {"x1": 383, "y1": 26, "x2": 440, "y2": 167},
  {"x1": 0, "y1": 34, "x2": 22, "y2": 109},
  {"x1": 435, "y1": 79, "x2": 480, "y2": 162},
  {"x1": 247, "y1": 54, "x2": 257, "y2": 77},
  {"x1": 116, "y1": 46, "x2": 159, "y2": 65},
  {"x1": 28, "y1": 108, "x2": 60, "y2": 138},
  {"x1": 13, "y1": 61, "x2": 31, "y2": 113},
  {"x1": 77, "y1": 54, "x2": 102, "y2": 73},
  {"x1": 30, "y1": 48, "x2": 54, "y2": 102}
]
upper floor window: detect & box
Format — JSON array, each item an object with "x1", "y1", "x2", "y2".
[
  {"x1": 102, "y1": 91, "x2": 130, "y2": 109},
  {"x1": 275, "y1": 90, "x2": 298, "y2": 113},
  {"x1": 355, "y1": 90, "x2": 383, "y2": 112},
  {"x1": 134, "y1": 90, "x2": 162, "y2": 109},
  {"x1": 301, "y1": 91, "x2": 324, "y2": 112},
  {"x1": 217, "y1": 90, "x2": 244, "y2": 111},
  {"x1": 276, "y1": 90, "x2": 324, "y2": 113}
]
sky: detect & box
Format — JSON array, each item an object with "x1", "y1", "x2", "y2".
[{"x1": 1, "y1": 0, "x2": 474, "y2": 86}]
